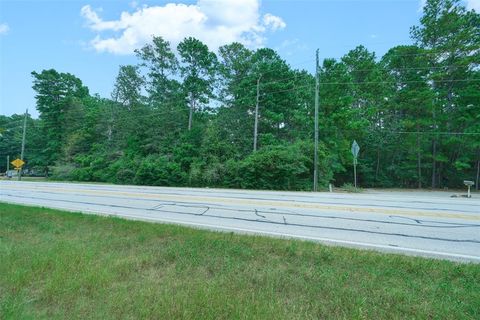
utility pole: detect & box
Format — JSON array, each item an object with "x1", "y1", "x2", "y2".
[
  {"x1": 6, "y1": 155, "x2": 9, "y2": 173},
  {"x1": 253, "y1": 75, "x2": 261, "y2": 152},
  {"x1": 314, "y1": 49, "x2": 319, "y2": 192},
  {"x1": 476, "y1": 149, "x2": 480, "y2": 191},
  {"x1": 19, "y1": 108, "x2": 28, "y2": 181}
]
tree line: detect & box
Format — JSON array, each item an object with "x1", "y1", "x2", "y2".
[{"x1": 1, "y1": 0, "x2": 479, "y2": 190}]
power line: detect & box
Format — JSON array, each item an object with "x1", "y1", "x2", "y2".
[
  {"x1": 215, "y1": 47, "x2": 478, "y2": 87},
  {"x1": 218, "y1": 63, "x2": 476, "y2": 94},
  {"x1": 222, "y1": 75, "x2": 479, "y2": 96},
  {"x1": 3, "y1": 82, "x2": 479, "y2": 132},
  {"x1": 320, "y1": 78, "x2": 480, "y2": 86},
  {"x1": 388, "y1": 131, "x2": 480, "y2": 136}
]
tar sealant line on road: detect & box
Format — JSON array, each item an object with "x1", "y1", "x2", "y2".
[
  {"x1": 2, "y1": 198, "x2": 479, "y2": 263},
  {"x1": 4, "y1": 189, "x2": 480, "y2": 229},
  {"x1": 5, "y1": 182, "x2": 480, "y2": 211},
  {"x1": 3, "y1": 185, "x2": 480, "y2": 220},
  {"x1": 3, "y1": 193, "x2": 480, "y2": 244},
  {"x1": 12, "y1": 186, "x2": 480, "y2": 213}
]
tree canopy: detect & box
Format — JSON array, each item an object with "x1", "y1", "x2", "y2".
[{"x1": 2, "y1": 0, "x2": 479, "y2": 190}]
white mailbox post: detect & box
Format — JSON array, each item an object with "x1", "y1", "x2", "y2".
[{"x1": 464, "y1": 180, "x2": 474, "y2": 198}]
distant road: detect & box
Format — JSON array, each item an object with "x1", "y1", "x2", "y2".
[{"x1": 1, "y1": 181, "x2": 479, "y2": 262}]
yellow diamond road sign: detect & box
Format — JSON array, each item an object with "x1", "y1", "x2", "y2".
[{"x1": 11, "y1": 158, "x2": 25, "y2": 169}]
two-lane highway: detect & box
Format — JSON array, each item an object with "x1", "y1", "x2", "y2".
[{"x1": 1, "y1": 181, "x2": 479, "y2": 262}]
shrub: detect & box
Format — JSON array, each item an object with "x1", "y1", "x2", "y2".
[
  {"x1": 50, "y1": 164, "x2": 76, "y2": 180},
  {"x1": 134, "y1": 155, "x2": 186, "y2": 186},
  {"x1": 70, "y1": 167, "x2": 93, "y2": 181},
  {"x1": 235, "y1": 143, "x2": 312, "y2": 190}
]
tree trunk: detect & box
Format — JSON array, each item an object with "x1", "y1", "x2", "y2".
[
  {"x1": 188, "y1": 95, "x2": 194, "y2": 131},
  {"x1": 375, "y1": 147, "x2": 380, "y2": 186},
  {"x1": 108, "y1": 103, "x2": 115, "y2": 142},
  {"x1": 438, "y1": 161, "x2": 443, "y2": 189},
  {"x1": 107, "y1": 123, "x2": 113, "y2": 142}
]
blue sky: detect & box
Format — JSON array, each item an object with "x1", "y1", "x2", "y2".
[{"x1": 0, "y1": 0, "x2": 477, "y2": 117}]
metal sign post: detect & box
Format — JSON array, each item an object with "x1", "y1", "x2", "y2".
[
  {"x1": 351, "y1": 140, "x2": 360, "y2": 188},
  {"x1": 353, "y1": 157, "x2": 357, "y2": 188}
]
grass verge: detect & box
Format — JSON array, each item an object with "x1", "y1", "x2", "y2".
[{"x1": 1, "y1": 202, "x2": 479, "y2": 319}]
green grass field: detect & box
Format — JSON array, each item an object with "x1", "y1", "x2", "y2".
[{"x1": 1, "y1": 202, "x2": 479, "y2": 319}]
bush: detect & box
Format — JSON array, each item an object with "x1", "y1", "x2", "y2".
[
  {"x1": 108, "y1": 157, "x2": 136, "y2": 184},
  {"x1": 50, "y1": 164, "x2": 76, "y2": 180},
  {"x1": 188, "y1": 159, "x2": 228, "y2": 187},
  {"x1": 116, "y1": 168, "x2": 136, "y2": 184},
  {"x1": 70, "y1": 167, "x2": 93, "y2": 181},
  {"x1": 341, "y1": 183, "x2": 362, "y2": 193},
  {"x1": 134, "y1": 155, "x2": 186, "y2": 186},
  {"x1": 234, "y1": 143, "x2": 312, "y2": 190}
]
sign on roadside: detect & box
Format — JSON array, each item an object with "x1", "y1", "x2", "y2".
[
  {"x1": 11, "y1": 158, "x2": 25, "y2": 169},
  {"x1": 351, "y1": 140, "x2": 360, "y2": 159}
]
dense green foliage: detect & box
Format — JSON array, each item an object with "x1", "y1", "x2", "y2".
[
  {"x1": 1, "y1": 0, "x2": 479, "y2": 190},
  {"x1": 1, "y1": 203, "x2": 479, "y2": 319}
]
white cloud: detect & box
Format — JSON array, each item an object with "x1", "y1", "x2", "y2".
[
  {"x1": 263, "y1": 13, "x2": 286, "y2": 31},
  {"x1": 81, "y1": 0, "x2": 286, "y2": 55},
  {"x1": 466, "y1": 0, "x2": 480, "y2": 11},
  {"x1": 276, "y1": 38, "x2": 307, "y2": 56},
  {"x1": 0, "y1": 23, "x2": 9, "y2": 35},
  {"x1": 129, "y1": 1, "x2": 139, "y2": 9}
]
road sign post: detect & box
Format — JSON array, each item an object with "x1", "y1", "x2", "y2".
[
  {"x1": 351, "y1": 140, "x2": 360, "y2": 189},
  {"x1": 353, "y1": 157, "x2": 357, "y2": 188}
]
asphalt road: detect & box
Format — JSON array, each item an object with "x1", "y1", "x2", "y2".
[{"x1": 1, "y1": 180, "x2": 479, "y2": 262}]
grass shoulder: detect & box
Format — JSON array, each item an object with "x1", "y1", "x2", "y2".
[{"x1": 0, "y1": 202, "x2": 479, "y2": 319}]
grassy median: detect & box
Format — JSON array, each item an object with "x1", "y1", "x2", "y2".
[{"x1": 1, "y1": 202, "x2": 479, "y2": 319}]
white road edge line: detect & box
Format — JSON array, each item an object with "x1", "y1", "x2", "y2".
[{"x1": 3, "y1": 199, "x2": 479, "y2": 263}]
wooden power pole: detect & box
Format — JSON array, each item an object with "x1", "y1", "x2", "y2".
[
  {"x1": 314, "y1": 49, "x2": 319, "y2": 192},
  {"x1": 253, "y1": 75, "x2": 261, "y2": 152},
  {"x1": 18, "y1": 108, "x2": 28, "y2": 181}
]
